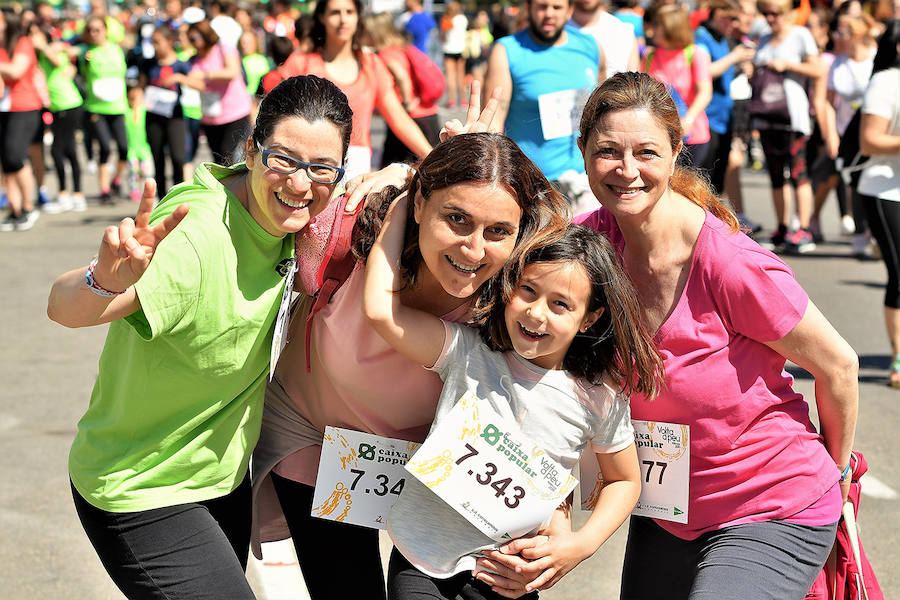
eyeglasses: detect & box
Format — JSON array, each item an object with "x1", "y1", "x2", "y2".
[{"x1": 257, "y1": 143, "x2": 344, "y2": 184}]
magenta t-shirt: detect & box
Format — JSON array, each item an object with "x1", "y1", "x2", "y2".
[
  {"x1": 575, "y1": 208, "x2": 841, "y2": 540},
  {"x1": 643, "y1": 45, "x2": 712, "y2": 144},
  {"x1": 190, "y1": 43, "x2": 251, "y2": 125}
]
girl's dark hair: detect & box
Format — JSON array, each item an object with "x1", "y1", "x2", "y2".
[
  {"x1": 308, "y1": 0, "x2": 368, "y2": 52},
  {"x1": 248, "y1": 75, "x2": 353, "y2": 161},
  {"x1": 476, "y1": 224, "x2": 663, "y2": 396},
  {"x1": 579, "y1": 72, "x2": 739, "y2": 233},
  {"x1": 352, "y1": 133, "x2": 570, "y2": 290},
  {"x1": 2, "y1": 9, "x2": 26, "y2": 55},
  {"x1": 153, "y1": 24, "x2": 177, "y2": 43},
  {"x1": 188, "y1": 19, "x2": 220, "y2": 47},
  {"x1": 873, "y1": 19, "x2": 900, "y2": 74}
]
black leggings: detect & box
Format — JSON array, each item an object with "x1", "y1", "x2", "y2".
[
  {"x1": 861, "y1": 192, "x2": 900, "y2": 308},
  {"x1": 71, "y1": 474, "x2": 255, "y2": 600},
  {"x1": 202, "y1": 116, "x2": 249, "y2": 165},
  {"x1": 270, "y1": 472, "x2": 387, "y2": 600},
  {"x1": 0, "y1": 110, "x2": 41, "y2": 172},
  {"x1": 146, "y1": 109, "x2": 186, "y2": 199},
  {"x1": 51, "y1": 107, "x2": 83, "y2": 193},
  {"x1": 388, "y1": 549, "x2": 538, "y2": 600},
  {"x1": 88, "y1": 111, "x2": 128, "y2": 164}
]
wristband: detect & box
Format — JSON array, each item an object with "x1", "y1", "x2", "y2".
[
  {"x1": 85, "y1": 258, "x2": 125, "y2": 297},
  {"x1": 839, "y1": 461, "x2": 852, "y2": 482}
]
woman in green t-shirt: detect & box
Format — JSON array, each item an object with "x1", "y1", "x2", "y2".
[
  {"x1": 46, "y1": 75, "x2": 354, "y2": 600},
  {"x1": 78, "y1": 15, "x2": 128, "y2": 204}
]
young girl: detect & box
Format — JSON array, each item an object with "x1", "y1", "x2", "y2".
[{"x1": 362, "y1": 195, "x2": 663, "y2": 599}]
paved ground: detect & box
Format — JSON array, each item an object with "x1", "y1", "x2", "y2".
[{"x1": 1, "y1": 121, "x2": 897, "y2": 599}]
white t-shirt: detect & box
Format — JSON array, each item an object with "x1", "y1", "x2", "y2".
[
  {"x1": 570, "y1": 11, "x2": 636, "y2": 77},
  {"x1": 828, "y1": 51, "x2": 874, "y2": 135},
  {"x1": 859, "y1": 68, "x2": 900, "y2": 201},
  {"x1": 387, "y1": 323, "x2": 634, "y2": 578},
  {"x1": 210, "y1": 15, "x2": 242, "y2": 48},
  {"x1": 442, "y1": 14, "x2": 468, "y2": 55},
  {"x1": 753, "y1": 26, "x2": 819, "y2": 136}
]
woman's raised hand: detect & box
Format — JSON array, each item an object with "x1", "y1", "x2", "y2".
[
  {"x1": 439, "y1": 80, "x2": 503, "y2": 142},
  {"x1": 92, "y1": 179, "x2": 189, "y2": 293}
]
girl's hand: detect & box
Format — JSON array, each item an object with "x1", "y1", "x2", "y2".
[
  {"x1": 768, "y1": 58, "x2": 787, "y2": 73},
  {"x1": 439, "y1": 80, "x2": 502, "y2": 142},
  {"x1": 92, "y1": 179, "x2": 188, "y2": 293},
  {"x1": 485, "y1": 531, "x2": 591, "y2": 593},
  {"x1": 344, "y1": 163, "x2": 414, "y2": 213}
]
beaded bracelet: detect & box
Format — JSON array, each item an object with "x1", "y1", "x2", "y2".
[{"x1": 85, "y1": 258, "x2": 125, "y2": 297}]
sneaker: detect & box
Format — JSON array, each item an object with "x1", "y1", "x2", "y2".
[
  {"x1": 100, "y1": 191, "x2": 113, "y2": 205},
  {"x1": 87, "y1": 159, "x2": 98, "y2": 174},
  {"x1": 37, "y1": 187, "x2": 50, "y2": 206},
  {"x1": 111, "y1": 177, "x2": 122, "y2": 197},
  {"x1": 14, "y1": 209, "x2": 39, "y2": 231},
  {"x1": 840, "y1": 214, "x2": 856, "y2": 235},
  {"x1": 71, "y1": 194, "x2": 87, "y2": 212},
  {"x1": 808, "y1": 216, "x2": 824, "y2": 243},
  {"x1": 852, "y1": 233, "x2": 877, "y2": 260},
  {"x1": 785, "y1": 228, "x2": 816, "y2": 254},
  {"x1": 0, "y1": 211, "x2": 17, "y2": 232},
  {"x1": 42, "y1": 193, "x2": 74, "y2": 214},
  {"x1": 759, "y1": 225, "x2": 788, "y2": 250}
]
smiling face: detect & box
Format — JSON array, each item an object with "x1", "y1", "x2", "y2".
[
  {"x1": 504, "y1": 260, "x2": 601, "y2": 370},
  {"x1": 413, "y1": 182, "x2": 522, "y2": 300},
  {"x1": 580, "y1": 107, "x2": 679, "y2": 220},
  {"x1": 244, "y1": 116, "x2": 344, "y2": 237},
  {"x1": 321, "y1": 0, "x2": 359, "y2": 45}
]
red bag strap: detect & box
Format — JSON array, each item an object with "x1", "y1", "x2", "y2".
[{"x1": 304, "y1": 194, "x2": 361, "y2": 371}]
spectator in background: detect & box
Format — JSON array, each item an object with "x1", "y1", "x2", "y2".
[
  {"x1": 440, "y1": 1, "x2": 468, "y2": 108},
  {"x1": 612, "y1": 0, "x2": 645, "y2": 44},
  {"x1": 571, "y1": 0, "x2": 639, "y2": 76},
  {"x1": 464, "y1": 10, "x2": 493, "y2": 89},
  {"x1": 240, "y1": 30, "x2": 272, "y2": 100},
  {"x1": 208, "y1": 0, "x2": 242, "y2": 48},
  {"x1": 403, "y1": 0, "x2": 436, "y2": 55}
]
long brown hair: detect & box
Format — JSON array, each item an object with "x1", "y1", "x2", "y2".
[
  {"x1": 353, "y1": 133, "x2": 570, "y2": 291},
  {"x1": 579, "y1": 71, "x2": 740, "y2": 232}
]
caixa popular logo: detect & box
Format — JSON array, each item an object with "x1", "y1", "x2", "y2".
[{"x1": 358, "y1": 443, "x2": 376, "y2": 461}]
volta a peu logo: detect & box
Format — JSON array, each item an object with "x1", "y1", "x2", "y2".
[{"x1": 358, "y1": 443, "x2": 376, "y2": 461}]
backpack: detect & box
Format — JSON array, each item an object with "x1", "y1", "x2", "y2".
[
  {"x1": 403, "y1": 45, "x2": 446, "y2": 107},
  {"x1": 644, "y1": 45, "x2": 694, "y2": 118}
]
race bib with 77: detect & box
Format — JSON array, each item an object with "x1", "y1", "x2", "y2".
[{"x1": 405, "y1": 393, "x2": 577, "y2": 541}]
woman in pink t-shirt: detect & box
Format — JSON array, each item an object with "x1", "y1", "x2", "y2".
[
  {"x1": 279, "y1": 0, "x2": 433, "y2": 179},
  {"x1": 512, "y1": 72, "x2": 856, "y2": 599},
  {"x1": 251, "y1": 131, "x2": 572, "y2": 599},
  {"x1": 187, "y1": 20, "x2": 251, "y2": 165}
]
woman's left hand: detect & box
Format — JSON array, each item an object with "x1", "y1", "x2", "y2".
[
  {"x1": 343, "y1": 163, "x2": 415, "y2": 213},
  {"x1": 439, "y1": 80, "x2": 503, "y2": 142}
]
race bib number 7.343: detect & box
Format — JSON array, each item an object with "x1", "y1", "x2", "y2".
[
  {"x1": 405, "y1": 394, "x2": 578, "y2": 541},
  {"x1": 580, "y1": 420, "x2": 690, "y2": 523}
]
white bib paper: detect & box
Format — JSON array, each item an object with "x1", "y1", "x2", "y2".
[
  {"x1": 180, "y1": 86, "x2": 201, "y2": 108},
  {"x1": 92, "y1": 77, "x2": 125, "y2": 103},
  {"x1": 199, "y1": 90, "x2": 223, "y2": 117},
  {"x1": 269, "y1": 258, "x2": 296, "y2": 381},
  {"x1": 581, "y1": 420, "x2": 690, "y2": 523},
  {"x1": 143, "y1": 85, "x2": 179, "y2": 118},
  {"x1": 0, "y1": 88, "x2": 10, "y2": 112},
  {"x1": 406, "y1": 394, "x2": 577, "y2": 541},
  {"x1": 312, "y1": 427, "x2": 421, "y2": 529},
  {"x1": 537, "y1": 88, "x2": 590, "y2": 141}
]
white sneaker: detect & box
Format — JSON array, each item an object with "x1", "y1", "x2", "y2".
[
  {"x1": 0, "y1": 212, "x2": 16, "y2": 232},
  {"x1": 42, "y1": 193, "x2": 74, "y2": 214},
  {"x1": 841, "y1": 215, "x2": 856, "y2": 235},
  {"x1": 71, "y1": 194, "x2": 87, "y2": 212},
  {"x1": 14, "y1": 209, "x2": 40, "y2": 231},
  {"x1": 87, "y1": 160, "x2": 98, "y2": 175}
]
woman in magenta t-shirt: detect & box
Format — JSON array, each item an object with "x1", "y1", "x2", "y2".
[{"x1": 528, "y1": 72, "x2": 856, "y2": 599}]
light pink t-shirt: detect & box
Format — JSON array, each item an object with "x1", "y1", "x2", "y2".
[
  {"x1": 190, "y1": 43, "x2": 251, "y2": 125},
  {"x1": 643, "y1": 45, "x2": 712, "y2": 145},
  {"x1": 575, "y1": 208, "x2": 841, "y2": 540}
]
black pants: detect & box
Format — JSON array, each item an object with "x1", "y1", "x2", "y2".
[
  {"x1": 701, "y1": 128, "x2": 733, "y2": 196},
  {"x1": 202, "y1": 115, "x2": 249, "y2": 165},
  {"x1": 380, "y1": 113, "x2": 441, "y2": 168},
  {"x1": 388, "y1": 549, "x2": 539, "y2": 600},
  {"x1": 88, "y1": 111, "x2": 128, "y2": 164},
  {"x1": 0, "y1": 110, "x2": 41, "y2": 172},
  {"x1": 146, "y1": 109, "x2": 186, "y2": 199},
  {"x1": 71, "y1": 475, "x2": 255, "y2": 600},
  {"x1": 270, "y1": 472, "x2": 386, "y2": 600},
  {"x1": 861, "y1": 192, "x2": 900, "y2": 308},
  {"x1": 51, "y1": 106, "x2": 83, "y2": 193}
]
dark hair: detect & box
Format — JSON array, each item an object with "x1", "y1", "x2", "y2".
[
  {"x1": 188, "y1": 19, "x2": 220, "y2": 47},
  {"x1": 353, "y1": 133, "x2": 570, "y2": 290},
  {"x1": 153, "y1": 24, "x2": 177, "y2": 43},
  {"x1": 268, "y1": 35, "x2": 295, "y2": 66},
  {"x1": 579, "y1": 72, "x2": 740, "y2": 232},
  {"x1": 1, "y1": 9, "x2": 27, "y2": 56},
  {"x1": 475, "y1": 224, "x2": 662, "y2": 395},
  {"x1": 248, "y1": 75, "x2": 353, "y2": 162},
  {"x1": 308, "y1": 0, "x2": 368, "y2": 52},
  {"x1": 873, "y1": 19, "x2": 900, "y2": 74}
]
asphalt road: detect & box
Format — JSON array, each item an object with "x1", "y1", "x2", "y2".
[{"x1": 1, "y1": 121, "x2": 896, "y2": 599}]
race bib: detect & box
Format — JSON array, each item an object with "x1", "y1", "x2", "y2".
[
  {"x1": 580, "y1": 420, "x2": 690, "y2": 523},
  {"x1": 180, "y1": 86, "x2": 201, "y2": 108},
  {"x1": 538, "y1": 88, "x2": 590, "y2": 141},
  {"x1": 199, "y1": 90, "x2": 223, "y2": 117},
  {"x1": 312, "y1": 427, "x2": 421, "y2": 529},
  {"x1": 406, "y1": 394, "x2": 577, "y2": 541},
  {"x1": 269, "y1": 258, "x2": 296, "y2": 381},
  {"x1": 0, "y1": 88, "x2": 10, "y2": 112},
  {"x1": 92, "y1": 77, "x2": 125, "y2": 103},
  {"x1": 143, "y1": 85, "x2": 178, "y2": 118}
]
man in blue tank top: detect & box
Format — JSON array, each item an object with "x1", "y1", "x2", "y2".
[{"x1": 483, "y1": 0, "x2": 604, "y2": 185}]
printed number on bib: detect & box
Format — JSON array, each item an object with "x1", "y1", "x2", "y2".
[
  {"x1": 312, "y1": 427, "x2": 421, "y2": 529},
  {"x1": 143, "y1": 85, "x2": 179, "y2": 118},
  {"x1": 537, "y1": 88, "x2": 591, "y2": 141},
  {"x1": 580, "y1": 420, "x2": 689, "y2": 523},
  {"x1": 405, "y1": 393, "x2": 577, "y2": 541},
  {"x1": 199, "y1": 91, "x2": 223, "y2": 117}
]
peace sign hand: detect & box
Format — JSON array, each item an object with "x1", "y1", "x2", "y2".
[
  {"x1": 439, "y1": 80, "x2": 503, "y2": 142},
  {"x1": 91, "y1": 179, "x2": 189, "y2": 293}
]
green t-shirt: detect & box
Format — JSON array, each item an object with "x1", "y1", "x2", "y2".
[
  {"x1": 38, "y1": 50, "x2": 82, "y2": 112},
  {"x1": 69, "y1": 162, "x2": 295, "y2": 512},
  {"x1": 125, "y1": 104, "x2": 152, "y2": 163},
  {"x1": 79, "y1": 42, "x2": 127, "y2": 115},
  {"x1": 242, "y1": 53, "x2": 271, "y2": 97},
  {"x1": 176, "y1": 49, "x2": 203, "y2": 121}
]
